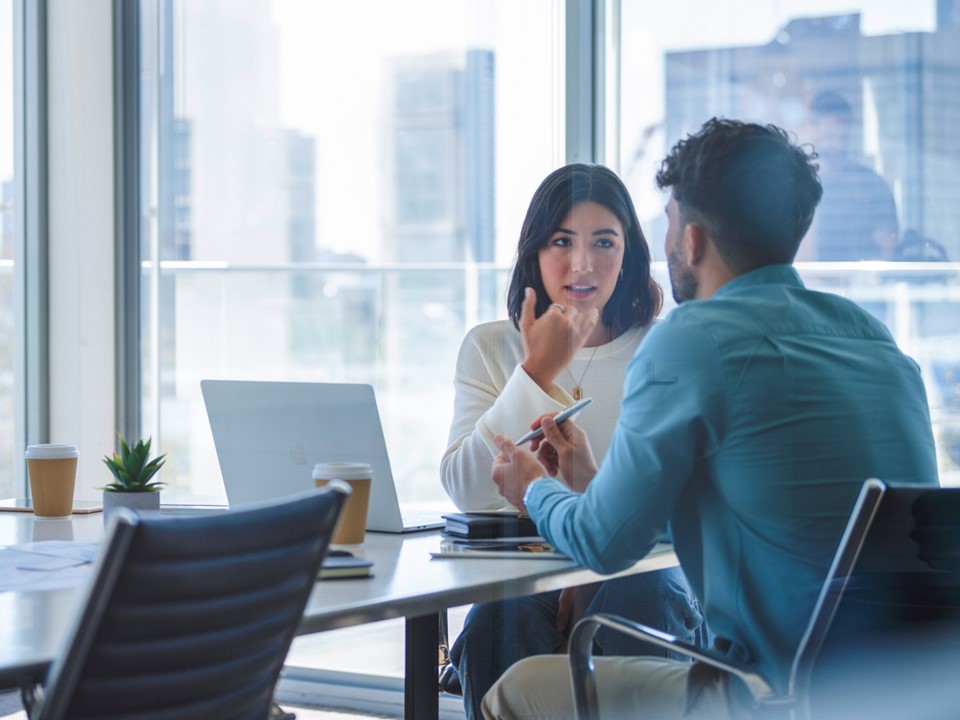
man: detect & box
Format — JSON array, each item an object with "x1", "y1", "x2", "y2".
[
  {"x1": 482, "y1": 118, "x2": 939, "y2": 719},
  {"x1": 802, "y1": 91, "x2": 899, "y2": 261}
]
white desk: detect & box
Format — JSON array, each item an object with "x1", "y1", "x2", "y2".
[{"x1": 0, "y1": 510, "x2": 679, "y2": 719}]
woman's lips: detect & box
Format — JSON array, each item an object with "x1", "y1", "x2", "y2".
[{"x1": 564, "y1": 285, "x2": 596, "y2": 300}]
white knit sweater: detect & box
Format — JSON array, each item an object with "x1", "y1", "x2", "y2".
[{"x1": 440, "y1": 319, "x2": 651, "y2": 511}]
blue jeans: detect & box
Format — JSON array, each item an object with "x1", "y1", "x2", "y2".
[{"x1": 449, "y1": 567, "x2": 708, "y2": 720}]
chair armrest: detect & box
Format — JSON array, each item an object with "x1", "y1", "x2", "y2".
[
  {"x1": 20, "y1": 682, "x2": 42, "y2": 719},
  {"x1": 569, "y1": 614, "x2": 778, "y2": 720}
]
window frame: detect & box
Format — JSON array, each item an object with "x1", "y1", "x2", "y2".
[{"x1": 13, "y1": 0, "x2": 49, "y2": 495}]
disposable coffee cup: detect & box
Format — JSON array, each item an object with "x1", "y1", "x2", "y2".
[
  {"x1": 25, "y1": 444, "x2": 79, "y2": 518},
  {"x1": 313, "y1": 462, "x2": 372, "y2": 545}
]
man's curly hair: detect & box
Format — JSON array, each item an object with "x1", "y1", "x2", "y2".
[{"x1": 656, "y1": 118, "x2": 822, "y2": 272}]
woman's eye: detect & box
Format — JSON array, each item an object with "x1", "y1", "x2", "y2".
[
  {"x1": 595, "y1": 238, "x2": 615, "y2": 249},
  {"x1": 550, "y1": 236, "x2": 571, "y2": 247}
]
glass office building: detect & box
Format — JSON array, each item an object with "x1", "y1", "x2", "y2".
[{"x1": 4, "y1": 0, "x2": 960, "y2": 714}]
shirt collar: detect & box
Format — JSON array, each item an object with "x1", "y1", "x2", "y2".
[{"x1": 712, "y1": 264, "x2": 804, "y2": 299}]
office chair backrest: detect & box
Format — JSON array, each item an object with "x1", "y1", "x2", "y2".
[
  {"x1": 788, "y1": 477, "x2": 886, "y2": 699},
  {"x1": 790, "y1": 479, "x2": 960, "y2": 711},
  {"x1": 32, "y1": 485, "x2": 348, "y2": 720},
  {"x1": 569, "y1": 479, "x2": 958, "y2": 720}
]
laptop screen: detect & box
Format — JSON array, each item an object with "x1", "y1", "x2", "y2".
[{"x1": 201, "y1": 379, "x2": 439, "y2": 532}]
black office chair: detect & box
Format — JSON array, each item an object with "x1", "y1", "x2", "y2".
[
  {"x1": 20, "y1": 484, "x2": 349, "y2": 720},
  {"x1": 569, "y1": 479, "x2": 960, "y2": 720}
]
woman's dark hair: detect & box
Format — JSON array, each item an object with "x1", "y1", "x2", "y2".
[{"x1": 506, "y1": 164, "x2": 662, "y2": 334}]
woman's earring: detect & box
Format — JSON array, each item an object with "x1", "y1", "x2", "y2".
[{"x1": 618, "y1": 267, "x2": 624, "y2": 281}]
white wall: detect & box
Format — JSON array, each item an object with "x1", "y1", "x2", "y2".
[{"x1": 47, "y1": 0, "x2": 115, "y2": 495}]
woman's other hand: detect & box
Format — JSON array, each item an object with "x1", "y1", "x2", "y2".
[
  {"x1": 519, "y1": 287, "x2": 600, "y2": 392},
  {"x1": 491, "y1": 435, "x2": 550, "y2": 510}
]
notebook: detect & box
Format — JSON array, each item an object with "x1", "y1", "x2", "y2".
[{"x1": 201, "y1": 380, "x2": 445, "y2": 533}]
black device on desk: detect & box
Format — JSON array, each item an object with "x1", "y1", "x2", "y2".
[{"x1": 442, "y1": 512, "x2": 539, "y2": 540}]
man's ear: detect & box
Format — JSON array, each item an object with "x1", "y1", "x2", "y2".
[{"x1": 682, "y1": 222, "x2": 708, "y2": 266}]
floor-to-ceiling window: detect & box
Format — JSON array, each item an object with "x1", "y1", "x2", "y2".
[
  {"x1": 132, "y1": 4, "x2": 565, "y2": 709},
  {"x1": 616, "y1": 0, "x2": 960, "y2": 484},
  {"x1": 137, "y1": 0, "x2": 564, "y2": 506},
  {"x1": 124, "y1": 0, "x2": 960, "y2": 713},
  {"x1": 134, "y1": 0, "x2": 960, "y2": 506},
  {"x1": 0, "y1": 0, "x2": 16, "y2": 498}
]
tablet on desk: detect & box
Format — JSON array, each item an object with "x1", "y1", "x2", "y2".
[{"x1": 0, "y1": 498, "x2": 104, "y2": 514}]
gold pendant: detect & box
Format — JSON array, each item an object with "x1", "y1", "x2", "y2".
[{"x1": 572, "y1": 386, "x2": 582, "y2": 401}]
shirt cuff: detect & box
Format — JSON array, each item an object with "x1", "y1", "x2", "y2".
[{"x1": 522, "y1": 478, "x2": 543, "y2": 515}]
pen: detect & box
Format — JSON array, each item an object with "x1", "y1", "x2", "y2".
[{"x1": 515, "y1": 397, "x2": 592, "y2": 445}]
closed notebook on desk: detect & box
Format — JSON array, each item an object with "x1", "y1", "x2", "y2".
[
  {"x1": 442, "y1": 512, "x2": 538, "y2": 540},
  {"x1": 319, "y1": 553, "x2": 373, "y2": 580}
]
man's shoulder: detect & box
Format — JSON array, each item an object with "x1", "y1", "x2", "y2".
[
  {"x1": 643, "y1": 304, "x2": 723, "y2": 353},
  {"x1": 656, "y1": 284, "x2": 893, "y2": 345},
  {"x1": 657, "y1": 296, "x2": 756, "y2": 336}
]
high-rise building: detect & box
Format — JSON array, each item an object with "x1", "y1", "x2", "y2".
[
  {"x1": 384, "y1": 49, "x2": 496, "y2": 265},
  {"x1": 663, "y1": 13, "x2": 960, "y2": 259},
  {"x1": 383, "y1": 48, "x2": 497, "y2": 336}
]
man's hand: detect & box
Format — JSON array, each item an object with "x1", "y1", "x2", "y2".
[
  {"x1": 519, "y1": 287, "x2": 599, "y2": 392},
  {"x1": 555, "y1": 586, "x2": 576, "y2": 633},
  {"x1": 492, "y1": 434, "x2": 550, "y2": 510},
  {"x1": 554, "y1": 584, "x2": 602, "y2": 653},
  {"x1": 535, "y1": 415, "x2": 598, "y2": 492}
]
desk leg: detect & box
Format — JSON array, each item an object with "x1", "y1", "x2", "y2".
[{"x1": 405, "y1": 612, "x2": 440, "y2": 720}]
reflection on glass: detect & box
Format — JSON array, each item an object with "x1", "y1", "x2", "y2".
[
  {"x1": 140, "y1": 0, "x2": 561, "y2": 503},
  {"x1": 619, "y1": 0, "x2": 959, "y2": 484},
  {"x1": 806, "y1": 90, "x2": 899, "y2": 261}
]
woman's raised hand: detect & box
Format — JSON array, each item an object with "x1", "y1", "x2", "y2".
[{"x1": 519, "y1": 287, "x2": 600, "y2": 392}]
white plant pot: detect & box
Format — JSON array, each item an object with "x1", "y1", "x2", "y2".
[{"x1": 102, "y1": 489, "x2": 161, "y2": 519}]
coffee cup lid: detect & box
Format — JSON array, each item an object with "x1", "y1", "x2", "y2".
[
  {"x1": 312, "y1": 461, "x2": 374, "y2": 480},
  {"x1": 25, "y1": 444, "x2": 80, "y2": 459}
]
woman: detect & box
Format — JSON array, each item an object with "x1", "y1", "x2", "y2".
[{"x1": 440, "y1": 164, "x2": 706, "y2": 719}]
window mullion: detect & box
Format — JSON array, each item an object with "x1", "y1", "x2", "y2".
[
  {"x1": 565, "y1": 0, "x2": 606, "y2": 164},
  {"x1": 14, "y1": 0, "x2": 49, "y2": 494}
]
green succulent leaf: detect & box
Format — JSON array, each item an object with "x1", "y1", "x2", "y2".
[{"x1": 99, "y1": 433, "x2": 167, "y2": 492}]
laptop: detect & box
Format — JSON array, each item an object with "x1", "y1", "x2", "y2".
[{"x1": 201, "y1": 379, "x2": 445, "y2": 533}]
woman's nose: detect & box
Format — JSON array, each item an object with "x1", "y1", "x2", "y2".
[{"x1": 571, "y1": 246, "x2": 593, "y2": 273}]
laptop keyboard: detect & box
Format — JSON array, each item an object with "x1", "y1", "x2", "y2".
[{"x1": 401, "y1": 509, "x2": 445, "y2": 528}]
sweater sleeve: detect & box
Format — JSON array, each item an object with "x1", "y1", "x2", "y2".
[{"x1": 440, "y1": 323, "x2": 571, "y2": 511}]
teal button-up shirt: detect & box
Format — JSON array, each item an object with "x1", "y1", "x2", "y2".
[{"x1": 526, "y1": 264, "x2": 939, "y2": 693}]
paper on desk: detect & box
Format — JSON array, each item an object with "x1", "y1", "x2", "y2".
[
  {"x1": 431, "y1": 540, "x2": 569, "y2": 560},
  {"x1": 0, "y1": 541, "x2": 100, "y2": 593}
]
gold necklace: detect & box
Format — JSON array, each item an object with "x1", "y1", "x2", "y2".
[
  {"x1": 564, "y1": 327, "x2": 611, "y2": 400},
  {"x1": 565, "y1": 345, "x2": 600, "y2": 401}
]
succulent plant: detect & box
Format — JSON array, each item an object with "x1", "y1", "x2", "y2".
[{"x1": 101, "y1": 434, "x2": 166, "y2": 492}]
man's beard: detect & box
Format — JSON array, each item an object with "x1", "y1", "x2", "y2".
[{"x1": 668, "y1": 243, "x2": 698, "y2": 304}]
